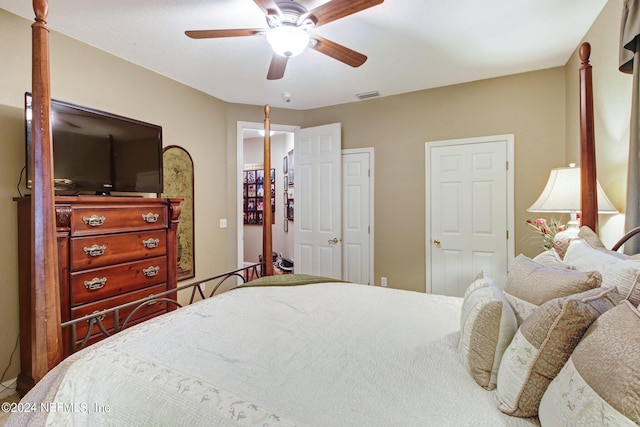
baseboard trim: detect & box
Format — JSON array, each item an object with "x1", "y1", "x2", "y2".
[{"x1": 0, "y1": 378, "x2": 17, "y2": 399}]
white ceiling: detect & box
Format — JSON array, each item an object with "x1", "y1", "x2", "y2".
[{"x1": 0, "y1": 0, "x2": 607, "y2": 110}]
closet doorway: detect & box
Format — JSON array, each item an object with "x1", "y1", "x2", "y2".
[
  {"x1": 237, "y1": 122, "x2": 298, "y2": 273},
  {"x1": 237, "y1": 122, "x2": 374, "y2": 283}
]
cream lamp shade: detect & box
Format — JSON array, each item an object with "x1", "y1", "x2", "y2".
[
  {"x1": 528, "y1": 165, "x2": 618, "y2": 245},
  {"x1": 527, "y1": 166, "x2": 618, "y2": 214},
  {"x1": 527, "y1": 165, "x2": 618, "y2": 256}
]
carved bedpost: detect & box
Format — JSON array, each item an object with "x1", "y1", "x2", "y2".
[
  {"x1": 262, "y1": 105, "x2": 274, "y2": 276},
  {"x1": 31, "y1": 0, "x2": 63, "y2": 378},
  {"x1": 579, "y1": 42, "x2": 598, "y2": 231},
  {"x1": 166, "y1": 199, "x2": 182, "y2": 310}
]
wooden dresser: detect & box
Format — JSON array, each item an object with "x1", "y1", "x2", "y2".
[{"x1": 15, "y1": 196, "x2": 181, "y2": 393}]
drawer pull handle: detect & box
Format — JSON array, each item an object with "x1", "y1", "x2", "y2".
[
  {"x1": 84, "y1": 277, "x2": 107, "y2": 291},
  {"x1": 142, "y1": 238, "x2": 160, "y2": 249},
  {"x1": 147, "y1": 294, "x2": 157, "y2": 306},
  {"x1": 88, "y1": 310, "x2": 106, "y2": 322},
  {"x1": 83, "y1": 244, "x2": 107, "y2": 257},
  {"x1": 142, "y1": 213, "x2": 159, "y2": 223},
  {"x1": 83, "y1": 215, "x2": 106, "y2": 227},
  {"x1": 142, "y1": 266, "x2": 160, "y2": 277}
]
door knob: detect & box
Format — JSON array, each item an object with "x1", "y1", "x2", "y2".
[
  {"x1": 433, "y1": 239, "x2": 441, "y2": 247},
  {"x1": 328, "y1": 237, "x2": 341, "y2": 244}
]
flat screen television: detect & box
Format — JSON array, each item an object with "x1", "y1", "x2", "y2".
[{"x1": 25, "y1": 93, "x2": 163, "y2": 195}]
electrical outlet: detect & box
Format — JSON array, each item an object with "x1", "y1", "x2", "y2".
[
  {"x1": 219, "y1": 218, "x2": 227, "y2": 228},
  {"x1": 199, "y1": 283, "x2": 206, "y2": 293},
  {"x1": 381, "y1": 277, "x2": 387, "y2": 287}
]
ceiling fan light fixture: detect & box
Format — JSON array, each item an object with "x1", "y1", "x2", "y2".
[{"x1": 266, "y1": 25, "x2": 309, "y2": 58}]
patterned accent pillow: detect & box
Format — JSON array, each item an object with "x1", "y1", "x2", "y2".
[
  {"x1": 458, "y1": 272, "x2": 517, "y2": 390},
  {"x1": 495, "y1": 286, "x2": 620, "y2": 417},
  {"x1": 504, "y1": 255, "x2": 602, "y2": 324},
  {"x1": 539, "y1": 301, "x2": 640, "y2": 425}
]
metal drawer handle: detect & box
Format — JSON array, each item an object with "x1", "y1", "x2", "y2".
[
  {"x1": 83, "y1": 244, "x2": 107, "y2": 257},
  {"x1": 82, "y1": 215, "x2": 106, "y2": 227},
  {"x1": 147, "y1": 294, "x2": 157, "y2": 306},
  {"x1": 141, "y1": 213, "x2": 159, "y2": 223},
  {"x1": 142, "y1": 266, "x2": 160, "y2": 277},
  {"x1": 84, "y1": 277, "x2": 107, "y2": 291},
  {"x1": 142, "y1": 238, "x2": 160, "y2": 249},
  {"x1": 88, "y1": 310, "x2": 106, "y2": 322}
]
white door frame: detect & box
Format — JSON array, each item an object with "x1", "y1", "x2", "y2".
[
  {"x1": 236, "y1": 121, "x2": 300, "y2": 270},
  {"x1": 342, "y1": 148, "x2": 375, "y2": 285},
  {"x1": 424, "y1": 134, "x2": 515, "y2": 294}
]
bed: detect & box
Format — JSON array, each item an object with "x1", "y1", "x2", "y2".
[{"x1": 6, "y1": 1, "x2": 640, "y2": 425}]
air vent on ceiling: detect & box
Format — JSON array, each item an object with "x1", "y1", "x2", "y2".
[{"x1": 356, "y1": 90, "x2": 380, "y2": 100}]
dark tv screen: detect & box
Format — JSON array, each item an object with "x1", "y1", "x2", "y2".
[{"x1": 25, "y1": 93, "x2": 163, "y2": 194}]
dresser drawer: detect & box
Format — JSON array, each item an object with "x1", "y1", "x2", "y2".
[
  {"x1": 70, "y1": 256, "x2": 167, "y2": 306},
  {"x1": 70, "y1": 204, "x2": 168, "y2": 236},
  {"x1": 70, "y1": 230, "x2": 167, "y2": 271},
  {"x1": 70, "y1": 283, "x2": 168, "y2": 341}
]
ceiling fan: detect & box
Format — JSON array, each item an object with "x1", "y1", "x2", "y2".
[{"x1": 185, "y1": 0, "x2": 384, "y2": 80}]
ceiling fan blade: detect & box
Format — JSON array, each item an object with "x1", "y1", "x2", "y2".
[
  {"x1": 309, "y1": 35, "x2": 367, "y2": 67},
  {"x1": 267, "y1": 54, "x2": 288, "y2": 80},
  {"x1": 185, "y1": 29, "x2": 263, "y2": 39},
  {"x1": 253, "y1": 0, "x2": 283, "y2": 19},
  {"x1": 310, "y1": 0, "x2": 383, "y2": 27}
]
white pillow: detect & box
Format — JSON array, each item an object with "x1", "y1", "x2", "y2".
[
  {"x1": 565, "y1": 238, "x2": 640, "y2": 305},
  {"x1": 564, "y1": 238, "x2": 622, "y2": 272},
  {"x1": 459, "y1": 272, "x2": 517, "y2": 390},
  {"x1": 600, "y1": 260, "x2": 640, "y2": 306},
  {"x1": 532, "y1": 249, "x2": 575, "y2": 270}
]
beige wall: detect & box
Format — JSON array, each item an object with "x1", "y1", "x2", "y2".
[
  {"x1": 302, "y1": 69, "x2": 566, "y2": 291},
  {"x1": 0, "y1": 1, "x2": 626, "y2": 387}
]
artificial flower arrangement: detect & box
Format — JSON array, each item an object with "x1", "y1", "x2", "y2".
[{"x1": 525, "y1": 218, "x2": 566, "y2": 251}]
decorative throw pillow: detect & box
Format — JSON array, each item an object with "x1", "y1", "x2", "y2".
[
  {"x1": 496, "y1": 286, "x2": 620, "y2": 417},
  {"x1": 578, "y1": 226, "x2": 630, "y2": 260},
  {"x1": 538, "y1": 301, "x2": 640, "y2": 425},
  {"x1": 564, "y1": 235, "x2": 640, "y2": 305},
  {"x1": 564, "y1": 238, "x2": 623, "y2": 272},
  {"x1": 600, "y1": 260, "x2": 640, "y2": 306},
  {"x1": 459, "y1": 272, "x2": 517, "y2": 390},
  {"x1": 504, "y1": 255, "x2": 601, "y2": 324},
  {"x1": 532, "y1": 249, "x2": 575, "y2": 270}
]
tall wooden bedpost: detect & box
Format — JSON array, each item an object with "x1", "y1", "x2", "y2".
[
  {"x1": 31, "y1": 0, "x2": 63, "y2": 378},
  {"x1": 262, "y1": 105, "x2": 274, "y2": 276},
  {"x1": 579, "y1": 42, "x2": 598, "y2": 231}
]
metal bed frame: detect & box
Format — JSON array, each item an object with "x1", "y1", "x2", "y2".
[{"x1": 63, "y1": 263, "x2": 263, "y2": 355}]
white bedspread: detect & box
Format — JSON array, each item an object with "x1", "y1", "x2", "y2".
[{"x1": 9, "y1": 282, "x2": 539, "y2": 426}]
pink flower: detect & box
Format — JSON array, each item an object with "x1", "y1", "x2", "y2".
[{"x1": 534, "y1": 218, "x2": 547, "y2": 226}]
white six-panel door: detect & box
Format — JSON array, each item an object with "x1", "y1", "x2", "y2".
[
  {"x1": 342, "y1": 149, "x2": 373, "y2": 285},
  {"x1": 294, "y1": 123, "x2": 342, "y2": 279},
  {"x1": 426, "y1": 135, "x2": 514, "y2": 297}
]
